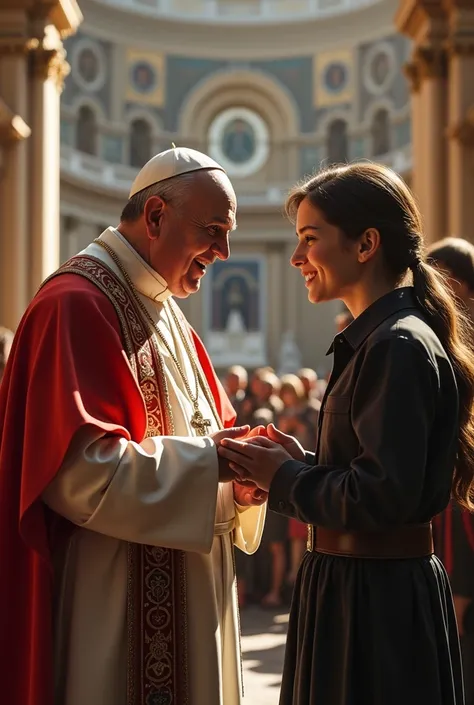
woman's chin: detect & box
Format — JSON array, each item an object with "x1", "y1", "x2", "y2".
[{"x1": 308, "y1": 288, "x2": 324, "y2": 304}]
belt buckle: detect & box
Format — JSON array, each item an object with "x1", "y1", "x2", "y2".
[{"x1": 307, "y1": 524, "x2": 314, "y2": 552}]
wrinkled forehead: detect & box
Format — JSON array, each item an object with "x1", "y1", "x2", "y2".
[{"x1": 187, "y1": 171, "x2": 237, "y2": 226}]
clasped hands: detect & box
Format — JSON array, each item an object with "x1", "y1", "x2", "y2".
[{"x1": 212, "y1": 423, "x2": 306, "y2": 506}]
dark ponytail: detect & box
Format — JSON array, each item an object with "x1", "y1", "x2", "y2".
[
  {"x1": 286, "y1": 162, "x2": 474, "y2": 510},
  {"x1": 411, "y1": 260, "x2": 474, "y2": 509}
]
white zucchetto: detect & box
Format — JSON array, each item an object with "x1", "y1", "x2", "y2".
[{"x1": 129, "y1": 146, "x2": 226, "y2": 198}]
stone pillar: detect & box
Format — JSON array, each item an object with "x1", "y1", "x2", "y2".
[
  {"x1": 446, "y1": 37, "x2": 474, "y2": 241},
  {"x1": 0, "y1": 50, "x2": 30, "y2": 330},
  {"x1": 396, "y1": 0, "x2": 448, "y2": 245},
  {"x1": 411, "y1": 46, "x2": 448, "y2": 245},
  {"x1": 403, "y1": 60, "x2": 424, "y2": 211},
  {"x1": 28, "y1": 26, "x2": 70, "y2": 297}
]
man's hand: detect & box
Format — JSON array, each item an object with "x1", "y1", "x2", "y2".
[
  {"x1": 266, "y1": 423, "x2": 306, "y2": 462},
  {"x1": 211, "y1": 425, "x2": 265, "y2": 483},
  {"x1": 233, "y1": 480, "x2": 268, "y2": 507}
]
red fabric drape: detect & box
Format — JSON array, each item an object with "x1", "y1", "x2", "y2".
[{"x1": 0, "y1": 274, "x2": 234, "y2": 705}]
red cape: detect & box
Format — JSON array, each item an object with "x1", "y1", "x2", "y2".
[{"x1": 0, "y1": 274, "x2": 235, "y2": 705}]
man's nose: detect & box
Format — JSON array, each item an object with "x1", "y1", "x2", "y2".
[
  {"x1": 290, "y1": 242, "x2": 306, "y2": 268},
  {"x1": 213, "y1": 235, "x2": 230, "y2": 261}
]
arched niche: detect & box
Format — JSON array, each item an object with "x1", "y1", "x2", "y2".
[
  {"x1": 327, "y1": 119, "x2": 348, "y2": 164},
  {"x1": 178, "y1": 69, "x2": 300, "y2": 184},
  {"x1": 76, "y1": 104, "x2": 98, "y2": 156},
  {"x1": 129, "y1": 118, "x2": 153, "y2": 168},
  {"x1": 371, "y1": 108, "x2": 391, "y2": 157}
]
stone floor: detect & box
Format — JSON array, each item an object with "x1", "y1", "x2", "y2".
[{"x1": 241, "y1": 606, "x2": 289, "y2": 704}]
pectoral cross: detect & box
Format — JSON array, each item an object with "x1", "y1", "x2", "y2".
[{"x1": 191, "y1": 409, "x2": 212, "y2": 436}]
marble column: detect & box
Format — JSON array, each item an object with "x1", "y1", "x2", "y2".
[
  {"x1": 28, "y1": 27, "x2": 70, "y2": 297},
  {"x1": 0, "y1": 48, "x2": 30, "y2": 330},
  {"x1": 403, "y1": 60, "x2": 424, "y2": 212},
  {"x1": 446, "y1": 38, "x2": 474, "y2": 241},
  {"x1": 413, "y1": 46, "x2": 448, "y2": 245}
]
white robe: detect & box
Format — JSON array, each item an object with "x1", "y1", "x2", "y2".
[{"x1": 42, "y1": 227, "x2": 266, "y2": 705}]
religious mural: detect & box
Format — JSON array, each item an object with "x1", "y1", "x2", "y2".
[
  {"x1": 222, "y1": 119, "x2": 256, "y2": 165},
  {"x1": 71, "y1": 39, "x2": 106, "y2": 93},
  {"x1": 363, "y1": 42, "x2": 396, "y2": 95},
  {"x1": 125, "y1": 49, "x2": 165, "y2": 106},
  {"x1": 205, "y1": 257, "x2": 266, "y2": 367},
  {"x1": 211, "y1": 261, "x2": 260, "y2": 332},
  {"x1": 208, "y1": 107, "x2": 269, "y2": 178},
  {"x1": 314, "y1": 49, "x2": 354, "y2": 107},
  {"x1": 78, "y1": 48, "x2": 99, "y2": 83}
]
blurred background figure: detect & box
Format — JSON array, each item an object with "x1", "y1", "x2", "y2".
[
  {"x1": 278, "y1": 374, "x2": 313, "y2": 448},
  {"x1": 240, "y1": 367, "x2": 283, "y2": 426},
  {"x1": 277, "y1": 374, "x2": 319, "y2": 586},
  {"x1": 335, "y1": 309, "x2": 354, "y2": 334},
  {"x1": 224, "y1": 365, "x2": 248, "y2": 422},
  {"x1": 298, "y1": 366, "x2": 323, "y2": 416},
  {"x1": 0, "y1": 327, "x2": 14, "y2": 384},
  {"x1": 427, "y1": 237, "x2": 474, "y2": 320},
  {"x1": 428, "y1": 236, "x2": 474, "y2": 705}
]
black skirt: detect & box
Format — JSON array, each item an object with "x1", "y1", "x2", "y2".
[{"x1": 279, "y1": 551, "x2": 464, "y2": 705}]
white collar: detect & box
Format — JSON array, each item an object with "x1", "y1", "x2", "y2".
[{"x1": 98, "y1": 227, "x2": 172, "y2": 303}]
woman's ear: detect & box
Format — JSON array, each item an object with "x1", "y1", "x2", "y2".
[{"x1": 358, "y1": 228, "x2": 381, "y2": 263}]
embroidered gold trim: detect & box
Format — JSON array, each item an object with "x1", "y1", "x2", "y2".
[{"x1": 43, "y1": 255, "x2": 188, "y2": 705}]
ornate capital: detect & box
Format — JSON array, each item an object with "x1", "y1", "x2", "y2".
[
  {"x1": 447, "y1": 38, "x2": 474, "y2": 56},
  {"x1": 403, "y1": 61, "x2": 422, "y2": 93},
  {"x1": 0, "y1": 37, "x2": 36, "y2": 57},
  {"x1": 448, "y1": 107, "x2": 474, "y2": 146},
  {"x1": 30, "y1": 44, "x2": 70, "y2": 92},
  {"x1": 413, "y1": 45, "x2": 447, "y2": 80}
]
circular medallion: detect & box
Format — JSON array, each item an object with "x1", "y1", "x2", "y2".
[
  {"x1": 323, "y1": 62, "x2": 348, "y2": 94},
  {"x1": 130, "y1": 61, "x2": 157, "y2": 95},
  {"x1": 208, "y1": 107, "x2": 269, "y2": 178},
  {"x1": 71, "y1": 39, "x2": 106, "y2": 92},
  {"x1": 363, "y1": 42, "x2": 396, "y2": 95}
]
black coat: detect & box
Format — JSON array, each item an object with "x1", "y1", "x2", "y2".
[{"x1": 269, "y1": 287, "x2": 464, "y2": 705}]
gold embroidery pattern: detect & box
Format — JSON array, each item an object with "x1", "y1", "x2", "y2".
[{"x1": 43, "y1": 255, "x2": 188, "y2": 705}]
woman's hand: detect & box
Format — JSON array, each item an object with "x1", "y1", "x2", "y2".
[
  {"x1": 266, "y1": 423, "x2": 306, "y2": 462},
  {"x1": 218, "y1": 436, "x2": 293, "y2": 492},
  {"x1": 233, "y1": 480, "x2": 268, "y2": 507}
]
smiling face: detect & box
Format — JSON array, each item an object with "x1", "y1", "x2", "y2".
[
  {"x1": 290, "y1": 196, "x2": 362, "y2": 304},
  {"x1": 144, "y1": 170, "x2": 237, "y2": 298}
]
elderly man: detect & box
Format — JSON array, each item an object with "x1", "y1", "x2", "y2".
[{"x1": 0, "y1": 148, "x2": 266, "y2": 705}]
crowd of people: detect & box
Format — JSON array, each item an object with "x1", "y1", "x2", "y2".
[{"x1": 224, "y1": 363, "x2": 323, "y2": 608}]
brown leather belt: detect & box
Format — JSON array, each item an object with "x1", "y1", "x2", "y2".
[{"x1": 307, "y1": 523, "x2": 433, "y2": 559}]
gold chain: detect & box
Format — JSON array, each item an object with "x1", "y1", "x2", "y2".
[{"x1": 94, "y1": 238, "x2": 222, "y2": 433}]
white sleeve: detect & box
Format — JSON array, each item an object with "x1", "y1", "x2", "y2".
[
  {"x1": 234, "y1": 503, "x2": 267, "y2": 555},
  {"x1": 42, "y1": 426, "x2": 218, "y2": 554}
]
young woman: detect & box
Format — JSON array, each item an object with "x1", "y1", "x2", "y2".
[{"x1": 218, "y1": 163, "x2": 474, "y2": 705}]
